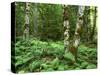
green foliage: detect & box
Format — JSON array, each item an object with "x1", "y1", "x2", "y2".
[
  {"x1": 16, "y1": 2, "x2": 63, "y2": 39},
  {"x1": 58, "y1": 65, "x2": 65, "y2": 71},
  {"x1": 51, "y1": 57, "x2": 60, "y2": 69},
  {"x1": 86, "y1": 64, "x2": 96, "y2": 69},
  {"x1": 12, "y1": 38, "x2": 97, "y2": 73},
  {"x1": 64, "y1": 52, "x2": 75, "y2": 61},
  {"x1": 78, "y1": 45, "x2": 97, "y2": 61},
  {"x1": 80, "y1": 61, "x2": 88, "y2": 68},
  {"x1": 41, "y1": 63, "x2": 52, "y2": 70},
  {"x1": 13, "y1": 2, "x2": 97, "y2": 73},
  {"x1": 29, "y1": 60, "x2": 41, "y2": 71}
]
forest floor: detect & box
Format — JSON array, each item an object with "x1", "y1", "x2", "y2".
[{"x1": 12, "y1": 38, "x2": 97, "y2": 73}]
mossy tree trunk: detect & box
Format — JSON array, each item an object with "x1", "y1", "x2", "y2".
[{"x1": 33, "y1": 3, "x2": 38, "y2": 36}]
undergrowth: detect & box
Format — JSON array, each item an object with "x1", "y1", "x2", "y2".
[{"x1": 12, "y1": 38, "x2": 97, "y2": 73}]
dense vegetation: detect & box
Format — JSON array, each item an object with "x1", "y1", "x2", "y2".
[
  {"x1": 12, "y1": 38, "x2": 97, "y2": 73},
  {"x1": 11, "y1": 2, "x2": 97, "y2": 73}
]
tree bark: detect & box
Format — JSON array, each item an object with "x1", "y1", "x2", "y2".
[
  {"x1": 63, "y1": 5, "x2": 70, "y2": 52},
  {"x1": 33, "y1": 4, "x2": 38, "y2": 36},
  {"x1": 71, "y1": 6, "x2": 84, "y2": 61},
  {"x1": 23, "y1": 2, "x2": 30, "y2": 39},
  {"x1": 83, "y1": 7, "x2": 90, "y2": 42},
  {"x1": 90, "y1": 7, "x2": 97, "y2": 41}
]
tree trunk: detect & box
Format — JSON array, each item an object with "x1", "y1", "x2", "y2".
[
  {"x1": 71, "y1": 6, "x2": 84, "y2": 61},
  {"x1": 63, "y1": 5, "x2": 70, "y2": 52},
  {"x1": 90, "y1": 7, "x2": 97, "y2": 41},
  {"x1": 83, "y1": 7, "x2": 90, "y2": 42},
  {"x1": 33, "y1": 4, "x2": 38, "y2": 36},
  {"x1": 23, "y1": 2, "x2": 30, "y2": 39}
]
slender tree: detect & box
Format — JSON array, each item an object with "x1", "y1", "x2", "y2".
[
  {"x1": 90, "y1": 7, "x2": 97, "y2": 41},
  {"x1": 72, "y1": 6, "x2": 84, "y2": 61},
  {"x1": 83, "y1": 6, "x2": 90, "y2": 42},
  {"x1": 67, "y1": 6, "x2": 85, "y2": 62},
  {"x1": 33, "y1": 3, "x2": 38, "y2": 36},
  {"x1": 63, "y1": 5, "x2": 70, "y2": 52},
  {"x1": 23, "y1": 2, "x2": 30, "y2": 39}
]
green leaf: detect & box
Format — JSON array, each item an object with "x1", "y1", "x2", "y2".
[
  {"x1": 16, "y1": 41, "x2": 21, "y2": 46},
  {"x1": 30, "y1": 60, "x2": 41, "y2": 71},
  {"x1": 46, "y1": 68, "x2": 54, "y2": 71},
  {"x1": 41, "y1": 64, "x2": 51, "y2": 70},
  {"x1": 19, "y1": 46, "x2": 25, "y2": 50},
  {"x1": 64, "y1": 52, "x2": 75, "y2": 61},
  {"x1": 51, "y1": 57, "x2": 59, "y2": 66},
  {"x1": 81, "y1": 62, "x2": 88, "y2": 68},
  {"x1": 86, "y1": 64, "x2": 96, "y2": 69},
  {"x1": 58, "y1": 65, "x2": 65, "y2": 71},
  {"x1": 15, "y1": 60, "x2": 23, "y2": 67}
]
